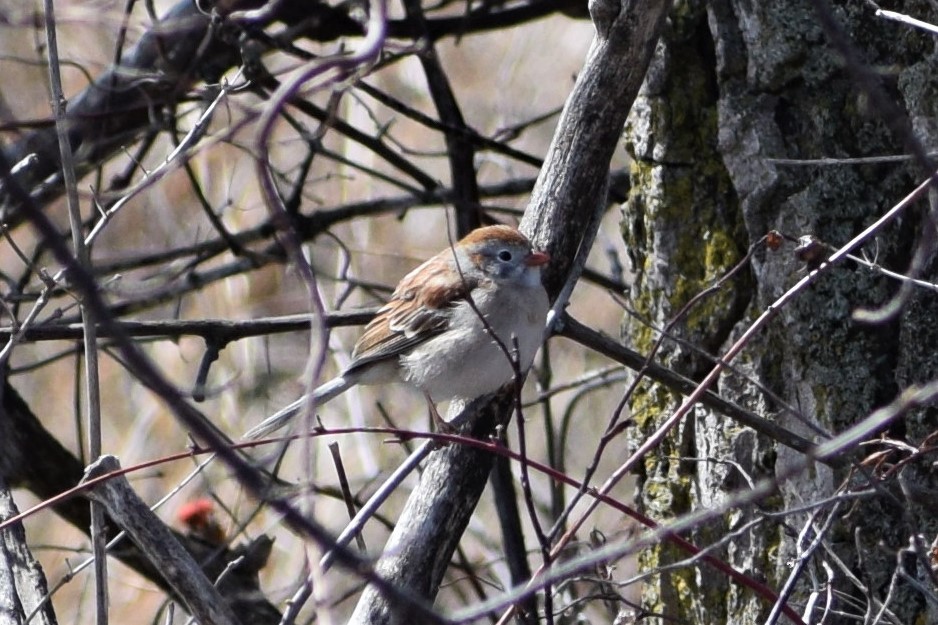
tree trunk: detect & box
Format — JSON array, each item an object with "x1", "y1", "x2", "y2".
[{"x1": 624, "y1": 1, "x2": 938, "y2": 623}]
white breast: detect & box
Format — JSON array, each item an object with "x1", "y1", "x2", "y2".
[{"x1": 399, "y1": 277, "x2": 548, "y2": 401}]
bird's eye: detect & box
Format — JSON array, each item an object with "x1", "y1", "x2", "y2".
[{"x1": 497, "y1": 250, "x2": 513, "y2": 262}]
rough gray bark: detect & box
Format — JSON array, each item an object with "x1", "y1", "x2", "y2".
[
  {"x1": 0, "y1": 477, "x2": 57, "y2": 625},
  {"x1": 624, "y1": 0, "x2": 938, "y2": 623},
  {"x1": 81, "y1": 456, "x2": 242, "y2": 625},
  {"x1": 348, "y1": 0, "x2": 671, "y2": 622}
]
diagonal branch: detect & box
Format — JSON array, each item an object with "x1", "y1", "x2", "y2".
[{"x1": 348, "y1": 0, "x2": 671, "y2": 622}]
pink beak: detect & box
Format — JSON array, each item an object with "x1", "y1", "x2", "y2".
[{"x1": 525, "y1": 251, "x2": 550, "y2": 267}]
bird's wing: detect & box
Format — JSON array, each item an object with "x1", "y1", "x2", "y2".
[{"x1": 347, "y1": 253, "x2": 478, "y2": 372}]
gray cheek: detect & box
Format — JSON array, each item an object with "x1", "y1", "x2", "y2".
[{"x1": 521, "y1": 269, "x2": 543, "y2": 288}]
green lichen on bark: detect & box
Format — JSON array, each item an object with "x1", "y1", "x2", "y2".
[
  {"x1": 625, "y1": 0, "x2": 938, "y2": 623},
  {"x1": 622, "y1": 1, "x2": 755, "y2": 620},
  {"x1": 621, "y1": 23, "x2": 750, "y2": 375}
]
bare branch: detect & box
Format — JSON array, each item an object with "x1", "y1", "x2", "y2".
[{"x1": 348, "y1": 0, "x2": 671, "y2": 621}]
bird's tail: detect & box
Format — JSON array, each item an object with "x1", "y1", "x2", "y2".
[{"x1": 241, "y1": 376, "x2": 351, "y2": 440}]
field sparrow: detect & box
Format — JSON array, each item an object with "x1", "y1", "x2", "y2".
[{"x1": 244, "y1": 225, "x2": 550, "y2": 439}]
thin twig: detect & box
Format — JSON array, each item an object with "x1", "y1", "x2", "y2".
[{"x1": 43, "y1": 2, "x2": 108, "y2": 623}]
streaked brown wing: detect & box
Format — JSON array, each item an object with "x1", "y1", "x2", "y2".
[
  {"x1": 349, "y1": 299, "x2": 448, "y2": 370},
  {"x1": 347, "y1": 250, "x2": 478, "y2": 371}
]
